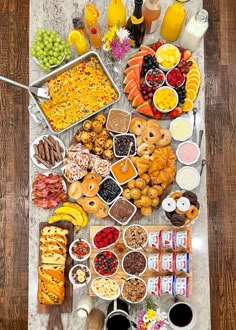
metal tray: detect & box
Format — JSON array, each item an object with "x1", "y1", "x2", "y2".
[{"x1": 29, "y1": 51, "x2": 121, "y2": 134}]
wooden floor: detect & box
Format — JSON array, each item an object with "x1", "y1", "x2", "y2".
[{"x1": 0, "y1": 0, "x2": 235, "y2": 329}]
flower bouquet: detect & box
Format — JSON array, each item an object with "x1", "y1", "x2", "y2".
[{"x1": 137, "y1": 297, "x2": 169, "y2": 330}]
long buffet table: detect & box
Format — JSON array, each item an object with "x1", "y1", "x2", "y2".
[{"x1": 28, "y1": 0, "x2": 210, "y2": 329}]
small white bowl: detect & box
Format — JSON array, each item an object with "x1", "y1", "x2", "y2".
[
  {"x1": 123, "y1": 224, "x2": 148, "y2": 250},
  {"x1": 108, "y1": 197, "x2": 137, "y2": 225},
  {"x1": 145, "y1": 68, "x2": 165, "y2": 88},
  {"x1": 93, "y1": 250, "x2": 119, "y2": 277},
  {"x1": 176, "y1": 166, "x2": 201, "y2": 190},
  {"x1": 69, "y1": 264, "x2": 91, "y2": 287},
  {"x1": 176, "y1": 141, "x2": 200, "y2": 165},
  {"x1": 122, "y1": 250, "x2": 147, "y2": 277},
  {"x1": 69, "y1": 239, "x2": 91, "y2": 262},
  {"x1": 169, "y1": 117, "x2": 193, "y2": 142},
  {"x1": 97, "y1": 176, "x2": 123, "y2": 205},
  {"x1": 113, "y1": 133, "x2": 136, "y2": 158},
  {"x1": 111, "y1": 158, "x2": 138, "y2": 186},
  {"x1": 153, "y1": 86, "x2": 179, "y2": 113},
  {"x1": 121, "y1": 277, "x2": 147, "y2": 304},
  {"x1": 156, "y1": 44, "x2": 181, "y2": 72},
  {"x1": 166, "y1": 68, "x2": 185, "y2": 88},
  {"x1": 92, "y1": 226, "x2": 120, "y2": 250},
  {"x1": 106, "y1": 108, "x2": 131, "y2": 134},
  {"x1": 91, "y1": 277, "x2": 120, "y2": 300}
]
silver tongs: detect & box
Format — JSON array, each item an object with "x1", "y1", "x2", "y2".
[{"x1": 0, "y1": 75, "x2": 50, "y2": 99}]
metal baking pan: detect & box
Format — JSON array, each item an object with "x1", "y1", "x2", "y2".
[{"x1": 29, "y1": 51, "x2": 121, "y2": 134}]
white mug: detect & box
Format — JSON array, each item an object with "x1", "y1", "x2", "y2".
[{"x1": 168, "y1": 302, "x2": 197, "y2": 330}]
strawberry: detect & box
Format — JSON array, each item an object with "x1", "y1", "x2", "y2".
[
  {"x1": 151, "y1": 106, "x2": 161, "y2": 119},
  {"x1": 168, "y1": 107, "x2": 183, "y2": 118},
  {"x1": 182, "y1": 49, "x2": 192, "y2": 61}
]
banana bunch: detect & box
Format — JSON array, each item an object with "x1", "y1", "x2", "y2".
[{"x1": 48, "y1": 202, "x2": 89, "y2": 232}]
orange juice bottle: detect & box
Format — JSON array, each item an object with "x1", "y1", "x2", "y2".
[
  {"x1": 160, "y1": 0, "x2": 189, "y2": 42},
  {"x1": 107, "y1": 0, "x2": 127, "y2": 28}
]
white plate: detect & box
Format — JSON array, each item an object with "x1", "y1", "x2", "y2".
[{"x1": 30, "y1": 135, "x2": 65, "y2": 170}]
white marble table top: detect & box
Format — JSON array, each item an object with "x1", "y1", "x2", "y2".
[{"x1": 28, "y1": 0, "x2": 210, "y2": 329}]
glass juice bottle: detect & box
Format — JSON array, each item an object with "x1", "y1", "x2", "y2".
[
  {"x1": 126, "y1": 0, "x2": 146, "y2": 48},
  {"x1": 89, "y1": 25, "x2": 103, "y2": 48},
  {"x1": 84, "y1": 2, "x2": 100, "y2": 30},
  {"x1": 107, "y1": 0, "x2": 127, "y2": 28},
  {"x1": 142, "y1": 0, "x2": 161, "y2": 34},
  {"x1": 160, "y1": 0, "x2": 189, "y2": 42}
]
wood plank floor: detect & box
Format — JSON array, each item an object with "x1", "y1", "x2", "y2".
[{"x1": 0, "y1": 0, "x2": 235, "y2": 329}]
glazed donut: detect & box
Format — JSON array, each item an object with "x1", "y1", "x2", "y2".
[
  {"x1": 186, "y1": 205, "x2": 199, "y2": 219},
  {"x1": 175, "y1": 208, "x2": 186, "y2": 215},
  {"x1": 170, "y1": 213, "x2": 186, "y2": 227},
  {"x1": 79, "y1": 196, "x2": 102, "y2": 213},
  {"x1": 141, "y1": 125, "x2": 161, "y2": 144},
  {"x1": 95, "y1": 113, "x2": 106, "y2": 125},
  {"x1": 82, "y1": 120, "x2": 92, "y2": 131},
  {"x1": 156, "y1": 129, "x2": 172, "y2": 147},
  {"x1": 81, "y1": 179, "x2": 99, "y2": 197},
  {"x1": 68, "y1": 182, "x2": 82, "y2": 200},
  {"x1": 170, "y1": 191, "x2": 183, "y2": 200},
  {"x1": 129, "y1": 117, "x2": 147, "y2": 136},
  {"x1": 84, "y1": 173, "x2": 102, "y2": 183},
  {"x1": 183, "y1": 191, "x2": 198, "y2": 203},
  {"x1": 137, "y1": 142, "x2": 155, "y2": 156}
]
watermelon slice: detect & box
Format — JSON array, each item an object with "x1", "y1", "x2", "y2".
[
  {"x1": 127, "y1": 56, "x2": 143, "y2": 67},
  {"x1": 123, "y1": 70, "x2": 139, "y2": 86},
  {"x1": 128, "y1": 86, "x2": 140, "y2": 101},
  {"x1": 136, "y1": 101, "x2": 154, "y2": 117},
  {"x1": 132, "y1": 50, "x2": 147, "y2": 58},
  {"x1": 132, "y1": 93, "x2": 144, "y2": 107},
  {"x1": 124, "y1": 79, "x2": 138, "y2": 94},
  {"x1": 140, "y1": 45, "x2": 156, "y2": 56}
]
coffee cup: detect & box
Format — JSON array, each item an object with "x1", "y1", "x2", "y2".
[{"x1": 168, "y1": 302, "x2": 196, "y2": 330}]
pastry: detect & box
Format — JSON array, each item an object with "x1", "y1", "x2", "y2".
[
  {"x1": 155, "y1": 129, "x2": 172, "y2": 147},
  {"x1": 95, "y1": 113, "x2": 106, "y2": 125},
  {"x1": 135, "y1": 178, "x2": 146, "y2": 190},
  {"x1": 140, "y1": 195, "x2": 152, "y2": 207},
  {"x1": 130, "y1": 188, "x2": 142, "y2": 200},
  {"x1": 81, "y1": 178, "x2": 99, "y2": 197},
  {"x1": 68, "y1": 181, "x2": 83, "y2": 200},
  {"x1": 82, "y1": 120, "x2": 92, "y2": 131},
  {"x1": 162, "y1": 197, "x2": 176, "y2": 212},
  {"x1": 78, "y1": 196, "x2": 102, "y2": 214},
  {"x1": 141, "y1": 206, "x2": 152, "y2": 216},
  {"x1": 141, "y1": 122, "x2": 161, "y2": 144},
  {"x1": 129, "y1": 117, "x2": 147, "y2": 136},
  {"x1": 137, "y1": 142, "x2": 155, "y2": 156},
  {"x1": 186, "y1": 205, "x2": 199, "y2": 219},
  {"x1": 103, "y1": 149, "x2": 113, "y2": 160},
  {"x1": 183, "y1": 191, "x2": 198, "y2": 203},
  {"x1": 92, "y1": 120, "x2": 103, "y2": 133},
  {"x1": 176, "y1": 197, "x2": 191, "y2": 212},
  {"x1": 170, "y1": 213, "x2": 186, "y2": 227}
]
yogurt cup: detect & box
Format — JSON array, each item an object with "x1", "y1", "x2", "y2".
[
  {"x1": 176, "y1": 141, "x2": 200, "y2": 165},
  {"x1": 176, "y1": 166, "x2": 201, "y2": 190},
  {"x1": 169, "y1": 117, "x2": 193, "y2": 141}
]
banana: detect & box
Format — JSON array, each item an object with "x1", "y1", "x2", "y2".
[
  {"x1": 63, "y1": 202, "x2": 89, "y2": 228},
  {"x1": 54, "y1": 206, "x2": 84, "y2": 228},
  {"x1": 48, "y1": 213, "x2": 78, "y2": 227}
]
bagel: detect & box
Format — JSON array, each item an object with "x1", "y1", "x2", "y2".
[
  {"x1": 186, "y1": 205, "x2": 199, "y2": 220},
  {"x1": 94, "y1": 203, "x2": 109, "y2": 219},
  {"x1": 156, "y1": 129, "x2": 172, "y2": 147},
  {"x1": 81, "y1": 179, "x2": 99, "y2": 197},
  {"x1": 146, "y1": 119, "x2": 160, "y2": 129},
  {"x1": 141, "y1": 124, "x2": 161, "y2": 144},
  {"x1": 68, "y1": 181, "x2": 82, "y2": 200},
  {"x1": 170, "y1": 191, "x2": 183, "y2": 200},
  {"x1": 136, "y1": 135, "x2": 143, "y2": 147},
  {"x1": 78, "y1": 196, "x2": 102, "y2": 214},
  {"x1": 137, "y1": 142, "x2": 155, "y2": 156},
  {"x1": 129, "y1": 117, "x2": 147, "y2": 136},
  {"x1": 84, "y1": 173, "x2": 102, "y2": 183}
]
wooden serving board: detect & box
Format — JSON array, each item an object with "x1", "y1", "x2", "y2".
[
  {"x1": 38, "y1": 222, "x2": 74, "y2": 318},
  {"x1": 89, "y1": 225, "x2": 192, "y2": 297}
]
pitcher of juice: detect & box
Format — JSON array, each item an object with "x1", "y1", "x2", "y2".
[
  {"x1": 107, "y1": 0, "x2": 127, "y2": 28},
  {"x1": 84, "y1": 2, "x2": 100, "y2": 30},
  {"x1": 160, "y1": 0, "x2": 189, "y2": 42}
]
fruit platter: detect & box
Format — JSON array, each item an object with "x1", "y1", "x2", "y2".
[{"x1": 123, "y1": 41, "x2": 201, "y2": 119}]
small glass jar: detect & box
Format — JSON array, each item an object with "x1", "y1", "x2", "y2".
[{"x1": 75, "y1": 295, "x2": 93, "y2": 319}]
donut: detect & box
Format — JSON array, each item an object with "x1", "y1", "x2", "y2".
[
  {"x1": 162, "y1": 197, "x2": 176, "y2": 212},
  {"x1": 137, "y1": 142, "x2": 155, "y2": 156},
  {"x1": 183, "y1": 191, "x2": 198, "y2": 203},
  {"x1": 94, "y1": 203, "x2": 109, "y2": 219},
  {"x1": 84, "y1": 173, "x2": 102, "y2": 183},
  {"x1": 82, "y1": 120, "x2": 92, "y2": 131},
  {"x1": 135, "y1": 178, "x2": 146, "y2": 190},
  {"x1": 170, "y1": 191, "x2": 183, "y2": 200},
  {"x1": 156, "y1": 129, "x2": 172, "y2": 147},
  {"x1": 123, "y1": 188, "x2": 131, "y2": 200},
  {"x1": 170, "y1": 213, "x2": 186, "y2": 227},
  {"x1": 79, "y1": 196, "x2": 102, "y2": 213},
  {"x1": 95, "y1": 113, "x2": 106, "y2": 125},
  {"x1": 176, "y1": 197, "x2": 191, "y2": 212},
  {"x1": 165, "y1": 211, "x2": 175, "y2": 221},
  {"x1": 81, "y1": 179, "x2": 99, "y2": 197},
  {"x1": 176, "y1": 208, "x2": 186, "y2": 215},
  {"x1": 141, "y1": 124, "x2": 161, "y2": 144},
  {"x1": 191, "y1": 200, "x2": 200, "y2": 209},
  {"x1": 68, "y1": 182, "x2": 82, "y2": 200},
  {"x1": 186, "y1": 205, "x2": 199, "y2": 219},
  {"x1": 129, "y1": 117, "x2": 147, "y2": 136}
]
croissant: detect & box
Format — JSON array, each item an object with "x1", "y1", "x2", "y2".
[
  {"x1": 149, "y1": 155, "x2": 168, "y2": 174},
  {"x1": 151, "y1": 166, "x2": 176, "y2": 185},
  {"x1": 131, "y1": 156, "x2": 150, "y2": 176}
]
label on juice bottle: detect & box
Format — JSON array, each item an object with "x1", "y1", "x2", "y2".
[
  {"x1": 161, "y1": 253, "x2": 175, "y2": 273},
  {"x1": 147, "y1": 277, "x2": 161, "y2": 295},
  {"x1": 148, "y1": 231, "x2": 161, "y2": 249},
  {"x1": 160, "y1": 275, "x2": 176, "y2": 296},
  {"x1": 148, "y1": 253, "x2": 161, "y2": 272},
  {"x1": 175, "y1": 277, "x2": 189, "y2": 297},
  {"x1": 175, "y1": 253, "x2": 190, "y2": 273}
]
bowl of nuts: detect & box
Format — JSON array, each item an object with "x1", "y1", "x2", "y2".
[
  {"x1": 121, "y1": 277, "x2": 147, "y2": 304},
  {"x1": 123, "y1": 224, "x2": 148, "y2": 250}
]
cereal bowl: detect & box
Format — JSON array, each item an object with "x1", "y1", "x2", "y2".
[
  {"x1": 91, "y1": 277, "x2": 120, "y2": 300},
  {"x1": 122, "y1": 251, "x2": 147, "y2": 277},
  {"x1": 121, "y1": 277, "x2": 147, "y2": 304},
  {"x1": 69, "y1": 239, "x2": 91, "y2": 262},
  {"x1": 69, "y1": 264, "x2": 91, "y2": 287},
  {"x1": 123, "y1": 224, "x2": 148, "y2": 250},
  {"x1": 153, "y1": 86, "x2": 179, "y2": 113},
  {"x1": 93, "y1": 250, "x2": 119, "y2": 277}
]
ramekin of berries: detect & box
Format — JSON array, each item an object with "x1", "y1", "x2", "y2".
[
  {"x1": 145, "y1": 68, "x2": 165, "y2": 88},
  {"x1": 93, "y1": 226, "x2": 120, "y2": 249},
  {"x1": 93, "y1": 250, "x2": 119, "y2": 277},
  {"x1": 69, "y1": 238, "x2": 91, "y2": 262},
  {"x1": 166, "y1": 68, "x2": 185, "y2": 88}
]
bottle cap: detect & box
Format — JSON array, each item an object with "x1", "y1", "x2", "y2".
[
  {"x1": 77, "y1": 308, "x2": 88, "y2": 319},
  {"x1": 196, "y1": 9, "x2": 208, "y2": 22}
]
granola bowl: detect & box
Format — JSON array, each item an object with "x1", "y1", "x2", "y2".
[
  {"x1": 123, "y1": 224, "x2": 148, "y2": 250},
  {"x1": 121, "y1": 277, "x2": 147, "y2": 304}
]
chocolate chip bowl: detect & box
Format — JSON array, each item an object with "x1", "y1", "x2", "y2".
[{"x1": 122, "y1": 250, "x2": 147, "y2": 276}]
